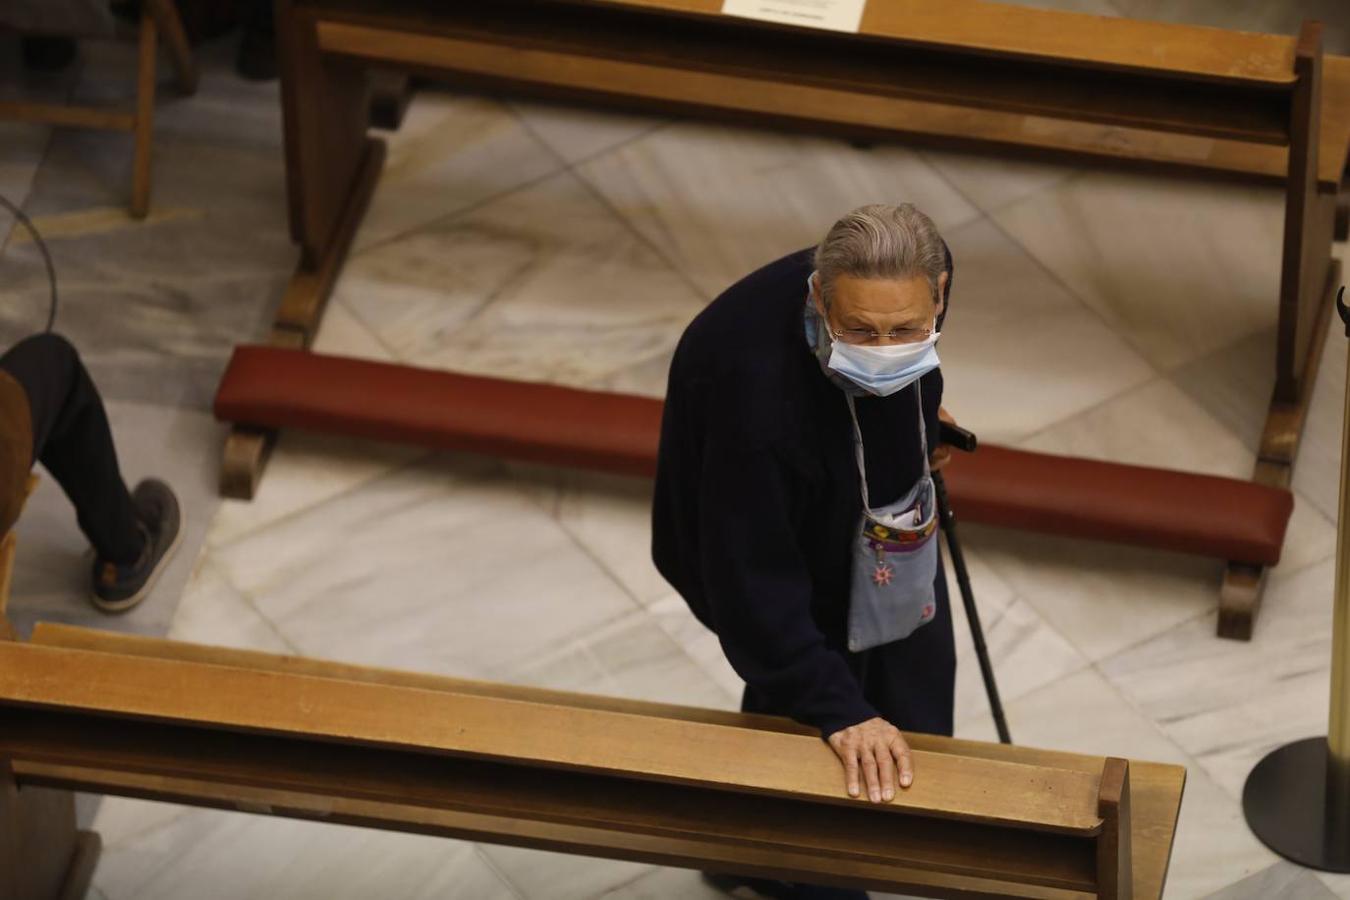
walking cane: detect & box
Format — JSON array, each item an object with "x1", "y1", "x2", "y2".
[{"x1": 935, "y1": 422, "x2": 1011, "y2": 745}]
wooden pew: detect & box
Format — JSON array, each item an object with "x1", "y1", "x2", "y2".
[
  {"x1": 225, "y1": 0, "x2": 1349, "y2": 636},
  {"x1": 213, "y1": 345, "x2": 1297, "y2": 640},
  {"x1": 0, "y1": 623, "x2": 1186, "y2": 899}
]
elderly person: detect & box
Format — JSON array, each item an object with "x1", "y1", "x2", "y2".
[{"x1": 653, "y1": 204, "x2": 956, "y2": 899}]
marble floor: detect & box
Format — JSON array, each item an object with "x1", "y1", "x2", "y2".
[{"x1": 0, "y1": 1, "x2": 1348, "y2": 897}]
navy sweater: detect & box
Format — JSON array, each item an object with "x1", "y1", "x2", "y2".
[{"x1": 652, "y1": 248, "x2": 944, "y2": 737}]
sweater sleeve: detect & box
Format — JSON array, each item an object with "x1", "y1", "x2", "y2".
[{"x1": 697, "y1": 440, "x2": 879, "y2": 737}]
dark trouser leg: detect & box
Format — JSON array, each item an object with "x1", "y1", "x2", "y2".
[{"x1": 0, "y1": 335, "x2": 143, "y2": 564}]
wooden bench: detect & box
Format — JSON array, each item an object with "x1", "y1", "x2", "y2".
[
  {"x1": 215, "y1": 345, "x2": 1295, "y2": 638},
  {"x1": 249, "y1": 0, "x2": 1349, "y2": 492},
  {"x1": 0, "y1": 622, "x2": 1186, "y2": 899}
]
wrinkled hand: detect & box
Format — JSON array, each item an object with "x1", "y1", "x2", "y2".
[
  {"x1": 930, "y1": 406, "x2": 956, "y2": 472},
  {"x1": 827, "y1": 717, "x2": 913, "y2": 802}
]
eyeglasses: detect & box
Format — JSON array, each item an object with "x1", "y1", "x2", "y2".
[{"x1": 828, "y1": 324, "x2": 935, "y2": 345}]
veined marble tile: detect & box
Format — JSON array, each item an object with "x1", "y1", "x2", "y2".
[
  {"x1": 962, "y1": 668, "x2": 1277, "y2": 898},
  {"x1": 1168, "y1": 327, "x2": 1275, "y2": 455},
  {"x1": 9, "y1": 399, "x2": 222, "y2": 638},
  {"x1": 1209, "y1": 862, "x2": 1340, "y2": 900},
  {"x1": 938, "y1": 217, "x2": 1155, "y2": 443},
  {"x1": 92, "y1": 805, "x2": 515, "y2": 900},
  {"x1": 167, "y1": 556, "x2": 294, "y2": 654},
  {"x1": 919, "y1": 147, "x2": 1076, "y2": 216},
  {"x1": 514, "y1": 610, "x2": 733, "y2": 709},
  {"x1": 1292, "y1": 320, "x2": 1346, "y2": 526},
  {"x1": 509, "y1": 97, "x2": 668, "y2": 165},
  {"x1": 943, "y1": 541, "x2": 1092, "y2": 730},
  {"x1": 206, "y1": 301, "x2": 427, "y2": 549},
  {"x1": 337, "y1": 170, "x2": 707, "y2": 389},
  {"x1": 70, "y1": 37, "x2": 283, "y2": 155},
  {"x1": 601, "y1": 867, "x2": 726, "y2": 898},
  {"x1": 89, "y1": 796, "x2": 192, "y2": 854},
  {"x1": 541, "y1": 470, "x2": 669, "y2": 608},
  {"x1": 646, "y1": 592, "x2": 746, "y2": 703},
  {"x1": 1100, "y1": 557, "x2": 1336, "y2": 802},
  {"x1": 211, "y1": 456, "x2": 640, "y2": 681},
  {"x1": 1, "y1": 125, "x2": 291, "y2": 409},
  {"x1": 476, "y1": 843, "x2": 654, "y2": 900},
  {"x1": 0, "y1": 122, "x2": 49, "y2": 246},
  {"x1": 951, "y1": 594, "x2": 1090, "y2": 731},
  {"x1": 353, "y1": 91, "x2": 561, "y2": 253},
  {"x1": 575, "y1": 120, "x2": 981, "y2": 299},
  {"x1": 1019, "y1": 378, "x2": 1254, "y2": 479},
  {"x1": 960, "y1": 522, "x2": 1221, "y2": 664},
  {"x1": 993, "y1": 170, "x2": 1286, "y2": 371}
]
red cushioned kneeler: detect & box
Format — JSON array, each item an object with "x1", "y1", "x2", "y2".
[{"x1": 215, "y1": 346, "x2": 1293, "y2": 567}]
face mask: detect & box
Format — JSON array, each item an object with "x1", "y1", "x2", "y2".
[
  {"x1": 805, "y1": 271, "x2": 941, "y2": 397},
  {"x1": 827, "y1": 333, "x2": 940, "y2": 397}
]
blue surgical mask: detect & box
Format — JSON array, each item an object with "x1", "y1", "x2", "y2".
[
  {"x1": 803, "y1": 272, "x2": 941, "y2": 397},
  {"x1": 827, "y1": 334, "x2": 940, "y2": 397}
]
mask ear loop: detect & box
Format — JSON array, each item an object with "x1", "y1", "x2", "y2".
[{"x1": 0, "y1": 192, "x2": 58, "y2": 333}]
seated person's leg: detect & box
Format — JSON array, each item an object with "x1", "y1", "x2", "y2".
[{"x1": 0, "y1": 334, "x2": 180, "y2": 612}]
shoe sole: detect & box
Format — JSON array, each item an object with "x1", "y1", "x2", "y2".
[{"x1": 89, "y1": 505, "x2": 185, "y2": 614}]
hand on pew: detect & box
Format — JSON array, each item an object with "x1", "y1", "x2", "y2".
[{"x1": 827, "y1": 716, "x2": 913, "y2": 803}]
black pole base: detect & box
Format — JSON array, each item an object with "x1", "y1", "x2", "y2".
[{"x1": 1243, "y1": 736, "x2": 1350, "y2": 871}]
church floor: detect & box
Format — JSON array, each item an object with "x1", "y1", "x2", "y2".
[{"x1": 2, "y1": 2, "x2": 1349, "y2": 897}]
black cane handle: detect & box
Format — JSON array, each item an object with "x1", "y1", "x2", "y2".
[
  {"x1": 1338, "y1": 285, "x2": 1348, "y2": 337},
  {"x1": 939, "y1": 421, "x2": 977, "y2": 453}
]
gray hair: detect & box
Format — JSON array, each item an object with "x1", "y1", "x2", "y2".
[{"x1": 813, "y1": 203, "x2": 947, "y2": 307}]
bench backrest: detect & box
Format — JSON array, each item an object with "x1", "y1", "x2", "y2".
[
  {"x1": 0, "y1": 624, "x2": 1177, "y2": 898},
  {"x1": 306, "y1": 0, "x2": 1346, "y2": 186}
]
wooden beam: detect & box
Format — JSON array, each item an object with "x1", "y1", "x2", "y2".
[
  {"x1": 0, "y1": 102, "x2": 135, "y2": 132},
  {"x1": 30, "y1": 623, "x2": 813, "y2": 736}
]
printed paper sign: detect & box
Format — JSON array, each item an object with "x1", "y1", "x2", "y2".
[{"x1": 721, "y1": 0, "x2": 866, "y2": 33}]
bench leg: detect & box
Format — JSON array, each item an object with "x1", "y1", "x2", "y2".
[
  {"x1": 221, "y1": 427, "x2": 276, "y2": 501},
  {"x1": 370, "y1": 72, "x2": 414, "y2": 131},
  {"x1": 1218, "y1": 562, "x2": 1267, "y2": 641},
  {"x1": 1, "y1": 760, "x2": 101, "y2": 900}
]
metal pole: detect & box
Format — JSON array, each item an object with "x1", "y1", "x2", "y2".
[
  {"x1": 1328, "y1": 285, "x2": 1350, "y2": 806},
  {"x1": 1243, "y1": 286, "x2": 1350, "y2": 871}
]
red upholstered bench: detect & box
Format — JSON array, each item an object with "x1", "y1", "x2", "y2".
[{"x1": 215, "y1": 345, "x2": 1294, "y2": 639}]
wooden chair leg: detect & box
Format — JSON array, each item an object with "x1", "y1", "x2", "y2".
[
  {"x1": 1336, "y1": 198, "x2": 1348, "y2": 243},
  {"x1": 1218, "y1": 562, "x2": 1267, "y2": 641},
  {"x1": 130, "y1": 8, "x2": 159, "y2": 219},
  {"x1": 221, "y1": 426, "x2": 276, "y2": 500},
  {"x1": 145, "y1": 0, "x2": 198, "y2": 95}
]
